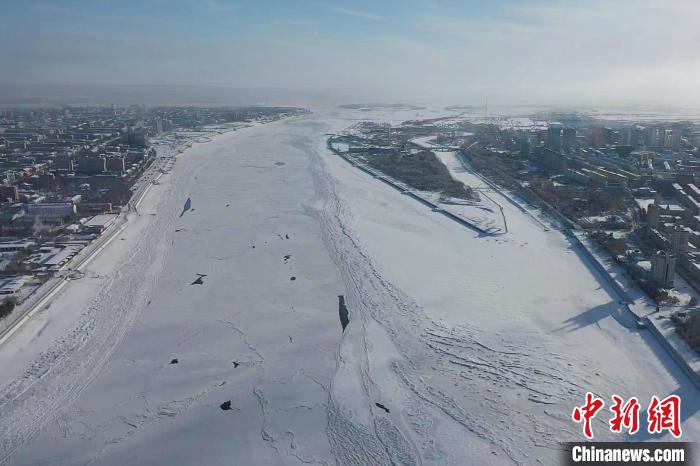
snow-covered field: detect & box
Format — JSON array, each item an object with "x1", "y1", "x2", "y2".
[{"x1": 0, "y1": 108, "x2": 698, "y2": 465}]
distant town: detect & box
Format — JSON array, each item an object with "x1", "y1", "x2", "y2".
[
  {"x1": 0, "y1": 105, "x2": 306, "y2": 322},
  {"x1": 330, "y1": 108, "x2": 700, "y2": 355}
]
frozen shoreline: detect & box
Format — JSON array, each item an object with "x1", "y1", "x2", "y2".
[
  {"x1": 316, "y1": 109, "x2": 700, "y2": 463},
  {"x1": 0, "y1": 123, "x2": 235, "y2": 346}
]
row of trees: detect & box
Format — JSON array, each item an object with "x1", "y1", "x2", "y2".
[
  {"x1": 672, "y1": 311, "x2": 700, "y2": 352},
  {"x1": 0, "y1": 297, "x2": 16, "y2": 320},
  {"x1": 364, "y1": 150, "x2": 478, "y2": 200}
]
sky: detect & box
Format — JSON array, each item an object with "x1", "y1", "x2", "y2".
[{"x1": 1, "y1": 0, "x2": 700, "y2": 106}]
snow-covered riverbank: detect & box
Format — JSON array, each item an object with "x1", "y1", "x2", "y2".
[
  {"x1": 318, "y1": 112, "x2": 700, "y2": 463},
  {"x1": 0, "y1": 108, "x2": 698, "y2": 465}
]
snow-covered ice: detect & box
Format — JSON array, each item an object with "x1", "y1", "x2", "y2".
[{"x1": 0, "y1": 108, "x2": 698, "y2": 465}]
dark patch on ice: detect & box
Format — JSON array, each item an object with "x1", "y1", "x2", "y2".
[
  {"x1": 170, "y1": 358, "x2": 179, "y2": 364},
  {"x1": 190, "y1": 273, "x2": 207, "y2": 285},
  {"x1": 175, "y1": 229, "x2": 183, "y2": 232},
  {"x1": 375, "y1": 402, "x2": 390, "y2": 413},
  {"x1": 226, "y1": 203, "x2": 230, "y2": 207},
  {"x1": 289, "y1": 335, "x2": 293, "y2": 343},
  {"x1": 283, "y1": 254, "x2": 291, "y2": 263},
  {"x1": 179, "y1": 197, "x2": 192, "y2": 217},
  {"x1": 290, "y1": 276, "x2": 296, "y2": 281},
  {"x1": 220, "y1": 401, "x2": 232, "y2": 410},
  {"x1": 232, "y1": 362, "x2": 240, "y2": 368},
  {"x1": 338, "y1": 295, "x2": 349, "y2": 331},
  {"x1": 274, "y1": 161, "x2": 285, "y2": 166}
]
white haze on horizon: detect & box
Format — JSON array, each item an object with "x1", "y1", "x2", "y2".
[{"x1": 1, "y1": 0, "x2": 699, "y2": 108}]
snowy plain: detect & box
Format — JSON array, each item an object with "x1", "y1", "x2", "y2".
[{"x1": 0, "y1": 107, "x2": 698, "y2": 465}]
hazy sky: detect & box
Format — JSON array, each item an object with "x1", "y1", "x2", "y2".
[{"x1": 2, "y1": 0, "x2": 700, "y2": 105}]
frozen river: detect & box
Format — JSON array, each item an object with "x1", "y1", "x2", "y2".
[{"x1": 0, "y1": 108, "x2": 698, "y2": 465}]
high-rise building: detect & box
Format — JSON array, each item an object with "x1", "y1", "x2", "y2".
[
  {"x1": 671, "y1": 130, "x2": 682, "y2": 151},
  {"x1": 663, "y1": 129, "x2": 674, "y2": 149},
  {"x1": 547, "y1": 126, "x2": 562, "y2": 151},
  {"x1": 651, "y1": 250, "x2": 676, "y2": 288},
  {"x1": 647, "y1": 127, "x2": 662, "y2": 147},
  {"x1": 669, "y1": 225, "x2": 690, "y2": 254},
  {"x1": 625, "y1": 126, "x2": 645, "y2": 148},
  {"x1": 543, "y1": 148, "x2": 567, "y2": 173},
  {"x1": 520, "y1": 137, "x2": 532, "y2": 158},
  {"x1": 647, "y1": 202, "x2": 660, "y2": 228},
  {"x1": 562, "y1": 128, "x2": 576, "y2": 152},
  {"x1": 591, "y1": 126, "x2": 609, "y2": 148}
]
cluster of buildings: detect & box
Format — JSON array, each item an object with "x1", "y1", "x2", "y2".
[
  {"x1": 508, "y1": 116, "x2": 700, "y2": 299},
  {"x1": 337, "y1": 111, "x2": 700, "y2": 306},
  {"x1": 644, "y1": 179, "x2": 700, "y2": 291},
  {"x1": 0, "y1": 106, "x2": 161, "y2": 306},
  {"x1": 0, "y1": 104, "x2": 306, "y2": 311},
  {"x1": 521, "y1": 121, "x2": 700, "y2": 184},
  {"x1": 0, "y1": 106, "x2": 158, "y2": 236}
]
